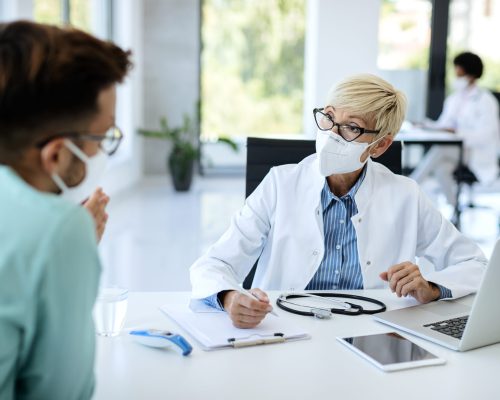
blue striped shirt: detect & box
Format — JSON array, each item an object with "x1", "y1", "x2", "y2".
[
  {"x1": 203, "y1": 166, "x2": 451, "y2": 310},
  {"x1": 305, "y1": 168, "x2": 367, "y2": 290},
  {"x1": 306, "y1": 168, "x2": 451, "y2": 298}
]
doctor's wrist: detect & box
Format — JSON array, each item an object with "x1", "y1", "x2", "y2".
[
  {"x1": 218, "y1": 290, "x2": 235, "y2": 311},
  {"x1": 428, "y1": 282, "x2": 441, "y2": 301}
]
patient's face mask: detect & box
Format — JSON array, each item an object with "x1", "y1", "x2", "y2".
[
  {"x1": 315, "y1": 130, "x2": 384, "y2": 176},
  {"x1": 51, "y1": 139, "x2": 107, "y2": 203}
]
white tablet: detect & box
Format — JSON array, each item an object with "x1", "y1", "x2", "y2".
[{"x1": 336, "y1": 332, "x2": 446, "y2": 372}]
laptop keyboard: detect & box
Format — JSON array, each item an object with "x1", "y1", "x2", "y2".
[{"x1": 423, "y1": 316, "x2": 469, "y2": 339}]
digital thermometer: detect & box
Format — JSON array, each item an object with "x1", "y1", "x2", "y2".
[{"x1": 129, "y1": 329, "x2": 193, "y2": 356}]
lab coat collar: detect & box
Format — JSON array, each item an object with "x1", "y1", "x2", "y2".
[
  {"x1": 460, "y1": 83, "x2": 481, "y2": 99},
  {"x1": 353, "y1": 158, "x2": 377, "y2": 215},
  {"x1": 303, "y1": 155, "x2": 325, "y2": 199}
]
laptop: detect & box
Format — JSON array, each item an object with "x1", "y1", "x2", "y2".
[{"x1": 374, "y1": 239, "x2": 500, "y2": 351}]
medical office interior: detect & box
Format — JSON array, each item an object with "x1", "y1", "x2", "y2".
[
  {"x1": 3, "y1": 0, "x2": 496, "y2": 291},
  {"x1": 1, "y1": 0, "x2": 500, "y2": 398}
]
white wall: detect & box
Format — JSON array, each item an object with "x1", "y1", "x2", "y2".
[
  {"x1": 303, "y1": 0, "x2": 381, "y2": 137},
  {"x1": 142, "y1": 0, "x2": 200, "y2": 175}
]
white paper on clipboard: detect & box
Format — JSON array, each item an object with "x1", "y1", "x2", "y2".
[{"x1": 160, "y1": 303, "x2": 310, "y2": 350}]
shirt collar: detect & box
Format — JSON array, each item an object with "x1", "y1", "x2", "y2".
[
  {"x1": 321, "y1": 164, "x2": 368, "y2": 208},
  {"x1": 459, "y1": 84, "x2": 481, "y2": 98}
]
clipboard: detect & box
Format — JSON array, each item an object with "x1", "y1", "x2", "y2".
[{"x1": 160, "y1": 303, "x2": 310, "y2": 350}]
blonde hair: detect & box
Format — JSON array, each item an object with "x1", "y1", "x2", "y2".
[{"x1": 326, "y1": 74, "x2": 407, "y2": 138}]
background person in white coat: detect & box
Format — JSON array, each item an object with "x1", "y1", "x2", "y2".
[
  {"x1": 190, "y1": 74, "x2": 487, "y2": 328},
  {"x1": 410, "y1": 52, "x2": 500, "y2": 205}
]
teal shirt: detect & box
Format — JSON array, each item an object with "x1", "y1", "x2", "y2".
[{"x1": 0, "y1": 166, "x2": 101, "y2": 400}]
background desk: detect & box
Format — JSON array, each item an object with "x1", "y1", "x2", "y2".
[
  {"x1": 397, "y1": 130, "x2": 463, "y2": 145},
  {"x1": 93, "y1": 290, "x2": 499, "y2": 400}
]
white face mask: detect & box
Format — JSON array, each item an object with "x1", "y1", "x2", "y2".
[
  {"x1": 315, "y1": 130, "x2": 384, "y2": 176},
  {"x1": 452, "y1": 76, "x2": 470, "y2": 92},
  {"x1": 51, "y1": 139, "x2": 108, "y2": 203}
]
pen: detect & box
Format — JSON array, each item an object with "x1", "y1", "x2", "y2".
[{"x1": 239, "y1": 289, "x2": 279, "y2": 317}]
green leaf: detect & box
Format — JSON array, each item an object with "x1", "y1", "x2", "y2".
[{"x1": 217, "y1": 137, "x2": 238, "y2": 151}]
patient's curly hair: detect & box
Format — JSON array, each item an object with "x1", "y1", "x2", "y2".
[{"x1": 0, "y1": 20, "x2": 132, "y2": 156}]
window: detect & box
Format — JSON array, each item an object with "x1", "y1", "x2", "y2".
[
  {"x1": 200, "y1": 0, "x2": 306, "y2": 141},
  {"x1": 34, "y1": 0, "x2": 61, "y2": 25},
  {"x1": 69, "y1": 0, "x2": 91, "y2": 32},
  {"x1": 447, "y1": 0, "x2": 500, "y2": 93},
  {"x1": 377, "y1": 0, "x2": 432, "y2": 121},
  {"x1": 378, "y1": 0, "x2": 432, "y2": 70},
  {"x1": 34, "y1": 0, "x2": 95, "y2": 34},
  {"x1": 33, "y1": 0, "x2": 132, "y2": 162}
]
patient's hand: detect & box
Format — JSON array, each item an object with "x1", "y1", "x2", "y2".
[
  {"x1": 83, "y1": 188, "x2": 110, "y2": 243},
  {"x1": 380, "y1": 261, "x2": 440, "y2": 303}
]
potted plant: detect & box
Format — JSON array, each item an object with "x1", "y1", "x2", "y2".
[{"x1": 139, "y1": 114, "x2": 237, "y2": 191}]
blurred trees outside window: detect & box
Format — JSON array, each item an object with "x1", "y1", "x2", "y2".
[
  {"x1": 201, "y1": 0, "x2": 306, "y2": 140},
  {"x1": 447, "y1": 0, "x2": 500, "y2": 93},
  {"x1": 69, "y1": 0, "x2": 91, "y2": 32},
  {"x1": 34, "y1": 0, "x2": 61, "y2": 25},
  {"x1": 34, "y1": 0, "x2": 91, "y2": 32},
  {"x1": 378, "y1": 0, "x2": 432, "y2": 70}
]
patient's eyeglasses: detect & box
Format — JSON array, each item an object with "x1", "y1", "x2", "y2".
[{"x1": 35, "y1": 126, "x2": 124, "y2": 156}]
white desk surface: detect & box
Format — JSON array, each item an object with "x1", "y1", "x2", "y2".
[
  {"x1": 93, "y1": 290, "x2": 499, "y2": 400},
  {"x1": 397, "y1": 129, "x2": 462, "y2": 143}
]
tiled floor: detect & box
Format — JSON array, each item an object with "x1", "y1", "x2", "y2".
[{"x1": 99, "y1": 174, "x2": 500, "y2": 291}]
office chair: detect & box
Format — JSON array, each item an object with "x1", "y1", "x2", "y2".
[
  {"x1": 453, "y1": 92, "x2": 500, "y2": 210},
  {"x1": 453, "y1": 165, "x2": 478, "y2": 209},
  {"x1": 243, "y1": 137, "x2": 402, "y2": 288}
]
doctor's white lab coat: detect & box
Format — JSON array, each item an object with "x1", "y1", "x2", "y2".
[
  {"x1": 190, "y1": 155, "x2": 487, "y2": 301},
  {"x1": 433, "y1": 85, "x2": 500, "y2": 183}
]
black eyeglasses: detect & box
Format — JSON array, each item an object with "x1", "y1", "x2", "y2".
[
  {"x1": 313, "y1": 108, "x2": 380, "y2": 142},
  {"x1": 35, "y1": 126, "x2": 124, "y2": 156}
]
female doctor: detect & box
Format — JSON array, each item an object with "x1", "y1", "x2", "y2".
[
  {"x1": 190, "y1": 74, "x2": 487, "y2": 328},
  {"x1": 410, "y1": 52, "x2": 500, "y2": 205}
]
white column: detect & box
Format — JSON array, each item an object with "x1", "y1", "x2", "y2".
[
  {"x1": 91, "y1": 0, "x2": 110, "y2": 40},
  {"x1": 1, "y1": 0, "x2": 33, "y2": 21},
  {"x1": 303, "y1": 0, "x2": 381, "y2": 137},
  {"x1": 142, "y1": 0, "x2": 200, "y2": 175}
]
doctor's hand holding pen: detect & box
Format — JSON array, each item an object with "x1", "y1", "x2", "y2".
[
  {"x1": 220, "y1": 288, "x2": 274, "y2": 329},
  {"x1": 379, "y1": 261, "x2": 441, "y2": 304}
]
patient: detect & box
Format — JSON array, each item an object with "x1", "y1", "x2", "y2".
[{"x1": 0, "y1": 21, "x2": 131, "y2": 399}]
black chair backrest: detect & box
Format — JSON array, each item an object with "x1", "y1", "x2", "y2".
[
  {"x1": 242, "y1": 137, "x2": 402, "y2": 289},
  {"x1": 246, "y1": 137, "x2": 402, "y2": 198}
]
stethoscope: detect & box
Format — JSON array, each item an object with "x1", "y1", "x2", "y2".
[{"x1": 276, "y1": 292, "x2": 386, "y2": 319}]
